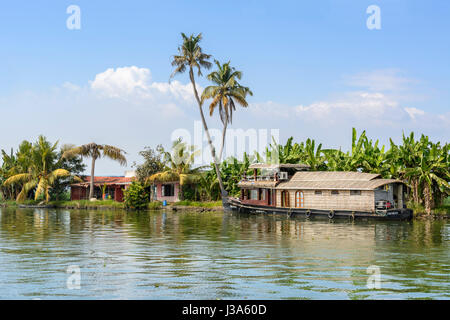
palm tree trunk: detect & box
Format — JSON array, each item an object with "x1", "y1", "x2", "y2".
[
  {"x1": 189, "y1": 68, "x2": 227, "y2": 197},
  {"x1": 424, "y1": 183, "x2": 432, "y2": 215},
  {"x1": 218, "y1": 120, "x2": 228, "y2": 162},
  {"x1": 89, "y1": 157, "x2": 96, "y2": 199},
  {"x1": 412, "y1": 179, "x2": 419, "y2": 204}
]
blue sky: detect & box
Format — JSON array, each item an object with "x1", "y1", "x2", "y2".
[{"x1": 0, "y1": 0, "x2": 449, "y2": 174}]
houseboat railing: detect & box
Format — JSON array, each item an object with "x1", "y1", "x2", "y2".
[{"x1": 241, "y1": 175, "x2": 278, "y2": 182}]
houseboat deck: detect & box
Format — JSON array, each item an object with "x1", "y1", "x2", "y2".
[{"x1": 226, "y1": 197, "x2": 413, "y2": 221}]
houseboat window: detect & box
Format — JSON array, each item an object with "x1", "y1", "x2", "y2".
[
  {"x1": 162, "y1": 184, "x2": 175, "y2": 197},
  {"x1": 331, "y1": 190, "x2": 339, "y2": 195},
  {"x1": 250, "y1": 189, "x2": 258, "y2": 200},
  {"x1": 350, "y1": 190, "x2": 361, "y2": 196},
  {"x1": 314, "y1": 190, "x2": 322, "y2": 195},
  {"x1": 295, "y1": 191, "x2": 304, "y2": 208},
  {"x1": 281, "y1": 190, "x2": 290, "y2": 207},
  {"x1": 259, "y1": 189, "x2": 266, "y2": 201}
]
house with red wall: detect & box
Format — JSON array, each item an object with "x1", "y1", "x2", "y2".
[{"x1": 70, "y1": 176, "x2": 134, "y2": 202}]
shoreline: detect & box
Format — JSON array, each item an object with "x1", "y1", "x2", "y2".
[
  {"x1": 0, "y1": 201, "x2": 448, "y2": 218},
  {"x1": 0, "y1": 201, "x2": 224, "y2": 212}
]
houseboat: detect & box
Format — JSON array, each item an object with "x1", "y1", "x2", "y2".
[{"x1": 227, "y1": 164, "x2": 413, "y2": 220}]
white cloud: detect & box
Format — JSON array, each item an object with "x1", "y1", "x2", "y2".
[
  {"x1": 249, "y1": 69, "x2": 448, "y2": 131},
  {"x1": 90, "y1": 66, "x2": 150, "y2": 98},
  {"x1": 343, "y1": 69, "x2": 417, "y2": 92},
  {"x1": 295, "y1": 92, "x2": 399, "y2": 120},
  {"x1": 89, "y1": 66, "x2": 196, "y2": 103},
  {"x1": 404, "y1": 107, "x2": 425, "y2": 120}
]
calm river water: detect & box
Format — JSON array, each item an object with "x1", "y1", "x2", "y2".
[{"x1": 0, "y1": 207, "x2": 448, "y2": 299}]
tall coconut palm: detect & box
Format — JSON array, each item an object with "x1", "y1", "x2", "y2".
[
  {"x1": 3, "y1": 136, "x2": 72, "y2": 202},
  {"x1": 63, "y1": 143, "x2": 127, "y2": 199},
  {"x1": 170, "y1": 32, "x2": 228, "y2": 198},
  {"x1": 201, "y1": 60, "x2": 253, "y2": 161}
]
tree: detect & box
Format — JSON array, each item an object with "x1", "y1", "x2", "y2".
[
  {"x1": 63, "y1": 143, "x2": 127, "y2": 199},
  {"x1": 133, "y1": 145, "x2": 165, "y2": 183},
  {"x1": 51, "y1": 144, "x2": 86, "y2": 200},
  {"x1": 124, "y1": 181, "x2": 149, "y2": 210},
  {"x1": 170, "y1": 32, "x2": 227, "y2": 198},
  {"x1": 146, "y1": 139, "x2": 204, "y2": 200},
  {"x1": 0, "y1": 148, "x2": 19, "y2": 200},
  {"x1": 404, "y1": 136, "x2": 449, "y2": 214},
  {"x1": 201, "y1": 60, "x2": 253, "y2": 161},
  {"x1": 3, "y1": 136, "x2": 73, "y2": 202}
]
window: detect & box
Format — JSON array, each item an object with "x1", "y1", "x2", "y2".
[
  {"x1": 314, "y1": 190, "x2": 322, "y2": 195},
  {"x1": 250, "y1": 189, "x2": 258, "y2": 200},
  {"x1": 331, "y1": 190, "x2": 339, "y2": 195},
  {"x1": 281, "y1": 190, "x2": 290, "y2": 207},
  {"x1": 162, "y1": 184, "x2": 175, "y2": 197},
  {"x1": 350, "y1": 190, "x2": 361, "y2": 196},
  {"x1": 295, "y1": 191, "x2": 304, "y2": 208},
  {"x1": 259, "y1": 189, "x2": 266, "y2": 201}
]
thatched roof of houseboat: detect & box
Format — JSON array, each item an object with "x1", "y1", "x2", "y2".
[
  {"x1": 237, "y1": 180, "x2": 280, "y2": 188},
  {"x1": 276, "y1": 171, "x2": 402, "y2": 191},
  {"x1": 248, "y1": 163, "x2": 310, "y2": 170}
]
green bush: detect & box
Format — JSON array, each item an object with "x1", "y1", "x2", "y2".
[
  {"x1": 181, "y1": 184, "x2": 197, "y2": 201},
  {"x1": 123, "y1": 182, "x2": 149, "y2": 210},
  {"x1": 148, "y1": 201, "x2": 162, "y2": 210}
]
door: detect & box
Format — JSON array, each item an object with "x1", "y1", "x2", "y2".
[{"x1": 281, "y1": 190, "x2": 290, "y2": 207}]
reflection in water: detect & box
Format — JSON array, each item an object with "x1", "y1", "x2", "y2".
[{"x1": 0, "y1": 207, "x2": 448, "y2": 299}]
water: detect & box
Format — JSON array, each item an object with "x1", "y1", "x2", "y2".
[{"x1": 0, "y1": 207, "x2": 448, "y2": 299}]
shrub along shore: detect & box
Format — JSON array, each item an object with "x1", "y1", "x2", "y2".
[{"x1": 0, "y1": 199, "x2": 224, "y2": 212}]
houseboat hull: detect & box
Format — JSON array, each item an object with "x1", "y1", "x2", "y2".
[{"x1": 225, "y1": 198, "x2": 413, "y2": 221}]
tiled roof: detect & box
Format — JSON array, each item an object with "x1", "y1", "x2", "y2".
[{"x1": 71, "y1": 176, "x2": 134, "y2": 186}]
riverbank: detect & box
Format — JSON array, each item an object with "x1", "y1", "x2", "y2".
[
  {"x1": 1, "y1": 200, "x2": 448, "y2": 217},
  {"x1": 0, "y1": 200, "x2": 224, "y2": 212}
]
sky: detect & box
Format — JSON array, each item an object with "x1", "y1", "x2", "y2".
[{"x1": 0, "y1": 0, "x2": 449, "y2": 175}]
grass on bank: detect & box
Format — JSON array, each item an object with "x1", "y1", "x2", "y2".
[
  {"x1": 0, "y1": 199, "x2": 221, "y2": 210},
  {"x1": 408, "y1": 199, "x2": 450, "y2": 217},
  {"x1": 171, "y1": 200, "x2": 222, "y2": 208}
]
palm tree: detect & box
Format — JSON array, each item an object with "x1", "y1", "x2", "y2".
[
  {"x1": 201, "y1": 60, "x2": 253, "y2": 161},
  {"x1": 3, "y1": 136, "x2": 72, "y2": 202},
  {"x1": 170, "y1": 32, "x2": 228, "y2": 198},
  {"x1": 0, "y1": 148, "x2": 19, "y2": 200},
  {"x1": 145, "y1": 139, "x2": 204, "y2": 200},
  {"x1": 63, "y1": 143, "x2": 127, "y2": 199}
]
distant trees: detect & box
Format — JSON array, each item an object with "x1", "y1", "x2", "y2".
[
  {"x1": 0, "y1": 136, "x2": 85, "y2": 202},
  {"x1": 133, "y1": 145, "x2": 165, "y2": 183}
]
